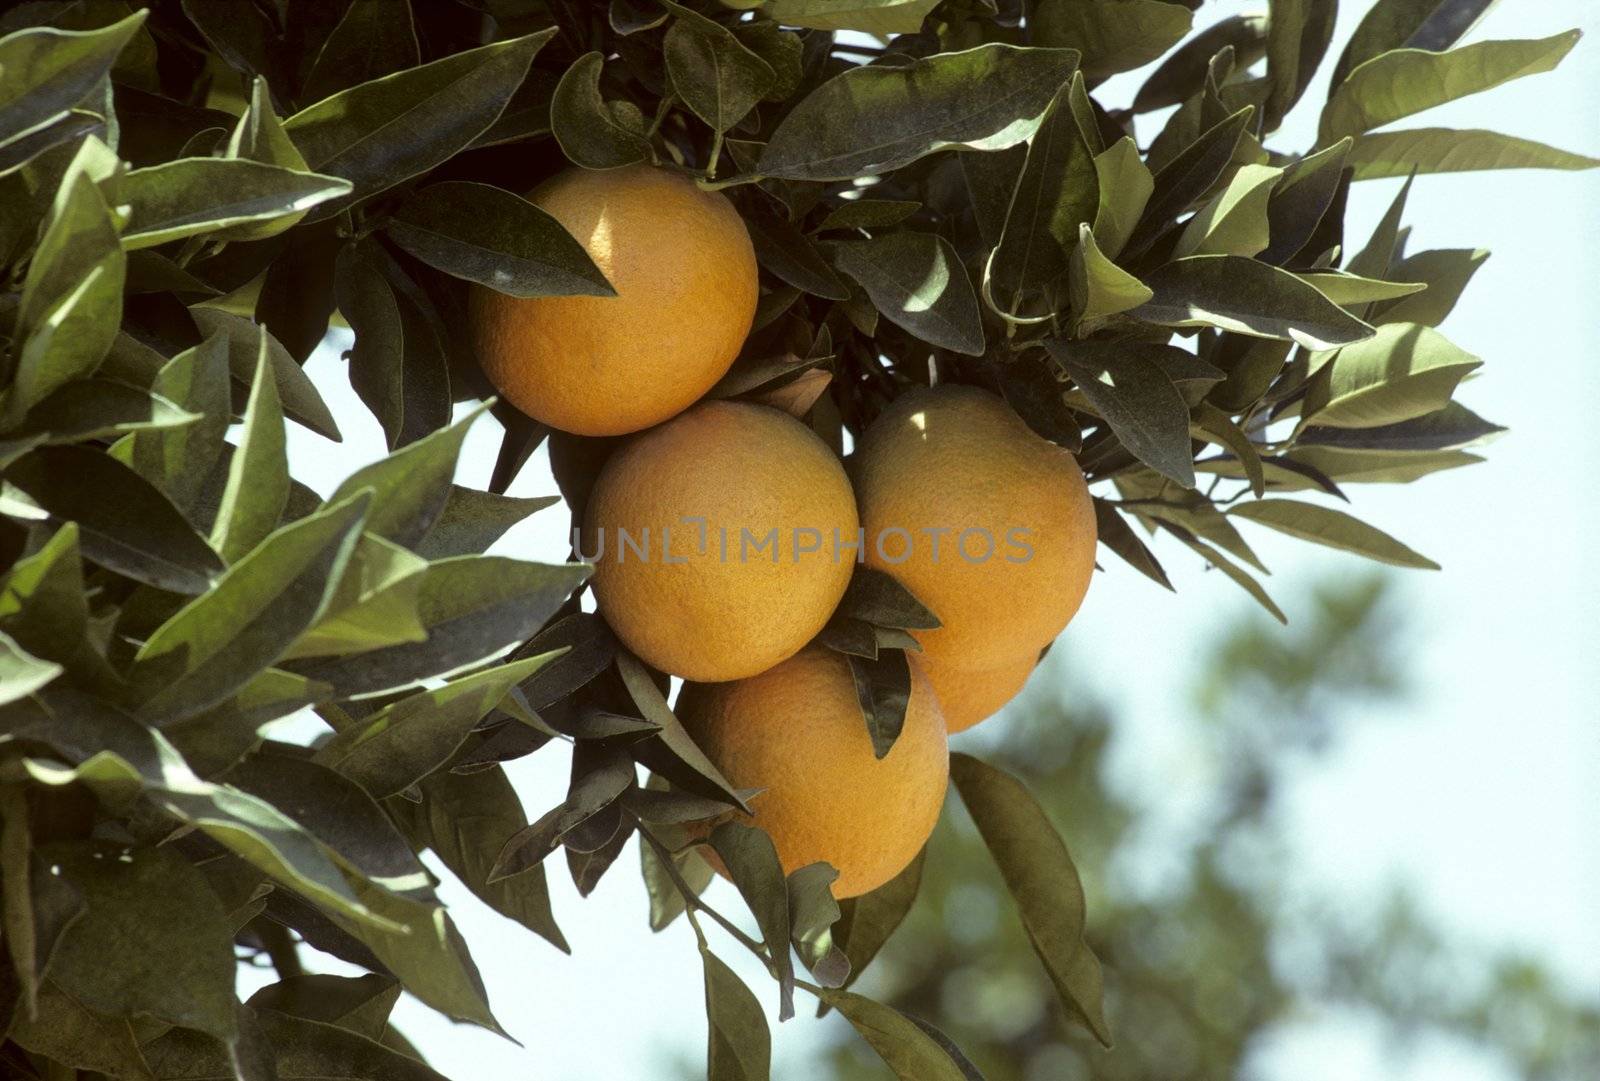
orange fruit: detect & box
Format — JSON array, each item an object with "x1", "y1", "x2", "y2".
[
  {"x1": 923, "y1": 649, "x2": 1040, "y2": 733},
  {"x1": 678, "y1": 646, "x2": 948, "y2": 898},
  {"x1": 469, "y1": 164, "x2": 757, "y2": 436},
  {"x1": 853, "y1": 385, "x2": 1096, "y2": 669},
  {"x1": 584, "y1": 401, "x2": 857, "y2": 682}
]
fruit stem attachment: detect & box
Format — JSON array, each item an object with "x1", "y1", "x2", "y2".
[{"x1": 697, "y1": 172, "x2": 765, "y2": 193}]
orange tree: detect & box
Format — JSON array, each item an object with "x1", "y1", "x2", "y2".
[{"x1": 0, "y1": 1, "x2": 1591, "y2": 1078}]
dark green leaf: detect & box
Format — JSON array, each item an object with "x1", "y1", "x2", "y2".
[
  {"x1": 831, "y1": 847, "x2": 923, "y2": 1002},
  {"x1": 128, "y1": 492, "x2": 367, "y2": 722},
  {"x1": 415, "y1": 485, "x2": 559, "y2": 559},
  {"x1": 1092, "y1": 498, "x2": 1173, "y2": 590},
  {"x1": 820, "y1": 990, "x2": 977, "y2": 1081},
  {"x1": 990, "y1": 78, "x2": 1097, "y2": 318},
  {"x1": 116, "y1": 158, "x2": 351, "y2": 249},
  {"x1": 1330, "y1": 0, "x2": 1501, "y2": 89},
  {"x1": 327, "y1": 405, "x2": 485, "y2": 546},
  {"x1": 0, "y1": 522, "x2": 119, "y2": 689},
  {"x1": 837, "y1": 566, "x2": 940, "y2": 631},
  {"x1": 5, "y1": 444, "x2": 224, "y2": 593},
  {"x1": 1262, "y1": 137, "x2": 1351, "y2": 265},
  {"x1": 414, "y1": 765, "x2": 569, "y2": 952},
  {"x1": 1049, "y1": 340, "x2": 1195, "y2": 488},
  {"x1": 288, "y1": 556, "x2": 590, "y2": 697},
  {"x1": 1134, "y1": 14, "x2": 1269, "y2": 113},
  {"x1": 746, "y1": 213, "x2": 850, "y2": 299},
  {"x1": 0, "y1": 630, "x2": 60, "y2": 705},
  {"x1": 209, "y1": 336, "x2": 289, "y2": 562},
  {"x1": 0, "y1": 12, "x2": 145, "y2": 149},
  {"x1": 703, "y1": 948, "x2": 772, "y2": 1081},
  {"x1": 1193, "y1": 401, "x2": 1265, "y2": 498},
  {"x1": 760, "y1": 0, "x2": 939, "y2": 33},
  {"x1": 550, "y1": 52, "x2": 651, "y2": 169},
  {"x1": 45, "y1": 840, "x2": 236, "y2": 1039},
  {"x1": 1264, "y1": 0, "x2": 1338, "y2": 129},
  {"x1": 758, "y1": 44, "x2": 1079, "y2": 182},
  {"x1": 1125, "y1": 106, "x2": 1252, "y2": 257},
  {"x1": 1230, "y1": 498, "x2": 1439, "y2": 568},
  {"x1": 709, "y1": 821, "x2": 796, "y2": 1021},
  {"x1": 834, "y1": 232, "x2": 984, "y2": 355},
  {"x1": 284, "y1": 29, "x2": 555, "y2": 218},
  {"x1": 1134, "y1": 255, "x2": 1375, "y2": 349},
  {"x1": 815, "y1": 199, "x2": 920, "y2": 233},
  {"x1": 302, "y1": 0, "x2": 420, "y2": 104},
  {"x1": 949, "y1": 753, "x2": 1112, "y2": 1047},
  {"x1": 10, "y1": 378, "x2": 195, "y2": 444},
  {"x1": 384, "y1": 181, "x2": 613, "y2": 299},
  {"x1": 1031, "y1": 0, "x2": 1193, "y2": 80},
  {"x1": 1069, "y1": 223, "x2": 1153, "y2": 325},
  {"x1": 788, "y1": 862, "x2": 849, "y2": 987},
  {"x1": 619, "y1": 650, "x2": 750, "y2": 810},
  {"x1": 145, "y1": 1008, "x2": 453, "y2": 1081},
  {"x1": 664, "y1": 5, "x2": 775, "y2": 136},
  {"x1": 9, "y1": 980, "x2": 152, "y2": 1079},
  {"x1": 1090, "y1": 137, "x2": 1153, "y2": 259},
  {"x1": 1299, "y1": 400, "x2": 1502, "y2": 452},
  {"x1": 846, "y1": 649, "x2": 912, "y2": 760},
  {"x1": 190, "y1": 308, "x2": 343, "y2": 442},
  {"x1": 287, "y1": 532, "x2": 429, "y2": 660},
  {"x1": 1173, "y1": 163, "x2": 1283, "y2": 259},
  {"x1": 246, "y1": 974, "x2": 400, "y2": 1040},
  {"x1": 1154, "y1": 519, "x2": 1286, "y2": 622},
  {"x1": 315, "y1": 653, "x2": 556, "y2": 799}
]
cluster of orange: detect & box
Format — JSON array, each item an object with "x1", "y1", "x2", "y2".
[{"x1": 471, "y1": 166, "x2": 1097, "y2": 898}]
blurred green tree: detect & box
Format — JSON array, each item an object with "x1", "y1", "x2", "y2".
[{"x1": 826, "y1": 574, "x2": 1599, "y2": 1081}]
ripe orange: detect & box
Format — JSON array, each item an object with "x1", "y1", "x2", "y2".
[
  {"x1": 469, "y1": 164, "x2": 757, "y2": 436},
  {"x1": 584, "y1": 401, "x2": 857, "y2": 682},
  {"x1": 678, "y1": 646, "x2": 948, "y2": 898},
  {"x1": 853, "y1": 385, "x2": 1096, "y2": 669},
  {"x1": 923, "y1": 649, "x2": 1039, "y2": 733}
]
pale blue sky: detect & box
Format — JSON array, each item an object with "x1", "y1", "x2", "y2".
[{"x1": 260, "y1": 3, "x2": 1600, "y2": 1077}]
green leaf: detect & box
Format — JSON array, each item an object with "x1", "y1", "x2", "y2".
[
  {"x1": 815, "y1": 199, "x2": 921, "y2": 233},
  {"x1": 384, "y1": 181, "x2": 613, "y2": 299},
  {"x1": 1300, "y1": 401, "x2": 1502, "y2": 452},
  {"x1": 8, "y1": 689, "x2": 392, "y2": 932},
  {"x1": 1299, "y1": 321, "x2": 1480, "y2": 429},
  {"x1": 9, "y1": 981, "x2": 153, "y2": 1080},
  {"x1": 1193, "y1": 401, "x2": 1265, "y2": 498},
  {"x1": 846, "y1": 649, "x2": 912, "y2": 760},
  {"x1": 836, "y1": 567, "x2": 940, "y2": 631},
  {"x1": 990, "y1": 77, "x2": 1098, "y2": 318},
  {"x1": 1346, "y1": 127, "x2": 1600, "y2": 180},
  {"x1": 758, "y1": 44, "x2": 1079, "y2": 182},
  {"x1": 1031, "y1": 0, "x2": 1193, "y2": 80},
  {"x1": 115, "y1": 158, "x2": 352, "y2": 250},
  {"x1": 759, "y1": 0, "x2": 938, "y2": 33},
  {"x1": 834, "y1": 232, "x2": 984, "y2": 355},
  {"x1": 1264, "y1": 0, "x2": 1338, "y2": 129},
  {"x1": 1230, "y1": 498, "x2": 1439, "y2": 568},
  {"x1": 709, "y1": 822, "x2": 797, "y2": 1021},
  {"x1": 1134, "y1": 13, "x2": 1269, "y2": 113},
  {"x1": 949, "y1": 753, "x2": 1113, "y2": 1047},
  {"x1": 413, "y1": 766, "x2": 569, "y2": 952},
  {"x1": 1090, "y1": 137, "x2": 1153, "y2": 259},
  {"x1": 229, "y1": 76, "x2": 309, "y2": 171},
  {"x1": 1262, "y1": 137, "x2": 1351, "y2": 264},
  {"x1": 1049, "y1": 340, "x2": 1194, "y2": 488},
  {"x1": 146, "y1": 1008, "x2": 453, "y2": 1081},
  {"x1": 0, "y1": 13, "x2": 146, "y2": 150},
  {"x1": 334, "y1": 239, "x2": 417, "y2": 449},
  {"x1": 618, "y1": 651, "x2": 749, "y2": 810},
  {"x1": 1174, "y1": 163, "x2": 1283, "y2": 259},
  {"x1": 1321, "y1": 31, "x2": 1581, "y2": 144},
  {"x1": 247, "y1": 974, "x2": 401, "y2": 1039},
  {"x1": 664, "y1": 5, "x2": 775, "y2": 136},
  {"x1": 129, "y1": 492, "x2": 369, "y2": 722},
  {"x1": 747, "y1": 213, "x2": 851, "y2": 299},
  {"x1": 287, "y1": 556, "x2": 590, "y2": 697},
  {"x1": 1125, "y1": 107, "x2": 1252, "y2": 257},
  {"x1": 1155, "y1": 519, "x2": 1286, "y2": 622},
  {"x1": 788, "y1": 863, "x2": 849, "y2": 987},
  {"x1": 1369, "y1": 248, "x2": 1488, "y2": 327},
  {"x1": 6, "y1": 167, "x2": 124, "y2": 424},
  {"x1": 831, "y1": 847, "x2": 923, "y2": 1001},
  {"x1": 1134, "y1": 255, "x2": 1375, "y2": 350},
  {"x1": 210, "y1": 336, "x2": 289, "y2": 563},
  {"x1": 287, "y1": 532, "x2": 429, "y2": 659},
  {"x1": 191, "y1": 308, "x2": 343, "y2": 443},
  {"x1": 1069, "y1": 223, "x2": 1153, "y2": 325},
  {"x1": 315, "y1": 653, "x2": 556, "y2": 799},
  {"x1": 0, "y1": 522, "x2": 118, "y2": 689},
  {"x1": 1330, "y1": 0, "x2": 1502, "y2": 89},
  {"x1": 702, "y1": 947, "x2": 772, "y2": 1081},
  {"x1": 1296, "y1": 270, "x2": 1426, "y2": 306},
  {"x1": 1286, "y1": 445, "x2": 1482, "y2": 484},
  {"x1": 328, "y1": 405, "x2": 485, "y2": 546},
  {"x1": 415, "y1": 485, "x2": 559, "y2": 559},
  {"x1": 819, "y1": 990, "x2": 977, "y2": 1081},
  {"x1": 44, "y1": 840, "x2": 236, "y2": 1039},
  {"x1": 0, "y1": 630, "x2": 61, "y2": 705},
  {"x1": 5, "y1": 444, "x2": 224, "y2": 594},
  {"x1": 10, "y1": 378, "x2": 197, "y2": 444},
  {"x1": 1091, "y1": 498, "x2": 1173, "y2": 590},
  {"x1": 283, "y1": 29, "x2": 554, "y2": 218},
  {"x1": 550, "y1": 52, "x2": 651, "y2": 170},
  {"x1": 119, "y1": 333, "x2": 231, "y2": 515},
  {"x1": 302, "y1": 0, "x2": 420, "y2": 105}
]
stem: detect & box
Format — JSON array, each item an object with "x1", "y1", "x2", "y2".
[
  {"x1": 254, "y1": 919, "x2": 304, "y2": 980},
  {"x1": 639, "y1": 826, "x2": 769, "y2": 962},
  {"x1": 705, "y1": 129, "x2": 725, "y2": 181},
  {"x1": 647, "y1": 94, "x2": 675, "y2": 140},
  {"x1": 696, "y1": 172, "x2": 765, "y2": 193}
]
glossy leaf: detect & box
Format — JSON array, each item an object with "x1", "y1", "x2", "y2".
[
  {"x1": 302, "y1": 0, "x2": 420, "y2": 104},
  {"x1": 1230, "y1": 498, "x2": 1439, "y2": 568},
  {"x1": 327, "y1": 405, "x2": 485, "y2": 546},
  {"x1": 1049, "y1": 340, "x2": 1195, "y2": 488},
  {"x1": 834, "y1": 232, "x2": 984, "y2": 355},
  {"x1": 115, "y1": 158, "x2": 351, "y2": 250},
  {"x1": 1370, "y1": 247, "x2": 1489, "y2": 327},
  {"x1": 1173, "y1": 163, "x2": 1283, "y2": 259},
  {"x1": 550, "y1": 52, "x2": 651, "y2": 169},
  {"x1": 1135, "y1": 255, "x2": 1375, "y2": 349},
  {"x1": 1031, "y1": 0, "x2": 1193, "y2": 80},
  {"x1": 0, "y1": 13, "x2": 146, "y2": 150},
  {"x1": 1069, "y1": 223, "x2": 1153, "y2": 326},
  {"x1": 1330, "y1": 0, "x2": 1502, "y2": 89},
  {"x1": 1299, "y1": 322, "x2": 1481, "y2": 429},
  {"x1": 664, "y1": 5, "x2": 775, "y2": 136},
  {"x1": 1347, "y1": 128, "x2": 1600, "y2": 180},
  {"x1": 758, "y1": 44, "x2": 1079, "y2": 181},
  {"x1": 209, "y1": 335, "x2": 288, "y2": 562},
  {"x1": 384, "y1": 181, "x2": 613, "y2": 299},
  {"x1": 709, "y1": 822, "x2": 796, "y2": 1020}
]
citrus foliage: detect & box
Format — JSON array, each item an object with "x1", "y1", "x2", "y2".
[{"x1": 0, "y1": 1, "x2": 1591, "y2": 1078}]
